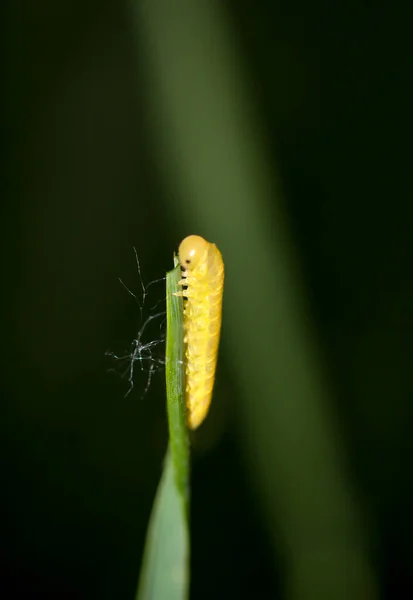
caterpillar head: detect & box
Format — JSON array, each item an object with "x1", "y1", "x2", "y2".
[{"x1": 178, "y1": 235, "x2": 208, "y2": 270}]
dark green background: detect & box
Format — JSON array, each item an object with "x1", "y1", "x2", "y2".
[{"x1": 3, "y1": 1, "x2": 412, "y2": 598}]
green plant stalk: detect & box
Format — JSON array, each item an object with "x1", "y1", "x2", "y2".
[
  {"x1": 165, "y1": 259, "x2": 190, "y2": 516},
  {"x1": 136, "y1": 260, "x2": 190, "y2": 600}
]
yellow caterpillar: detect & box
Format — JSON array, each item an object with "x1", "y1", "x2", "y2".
[{"x1": 175, "y1": 235, "x2": 224, "y2": 429}]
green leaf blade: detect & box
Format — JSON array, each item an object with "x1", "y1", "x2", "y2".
[{"x1": 136, "y1": 260, "x2": 190, "y2": 600}]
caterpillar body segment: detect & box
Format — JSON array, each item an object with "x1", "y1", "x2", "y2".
[{"x1": 175, "y1": 235, "x2": 224, "y2": 429}]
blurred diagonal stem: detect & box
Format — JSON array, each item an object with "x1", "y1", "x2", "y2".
[{"x1": 134, "y1": 1, "x2": 377, "y2": 599}]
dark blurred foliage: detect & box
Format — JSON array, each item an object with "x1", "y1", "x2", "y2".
[{"x1": 3, "y1": 1, "x2": 413, "y2": 599}]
